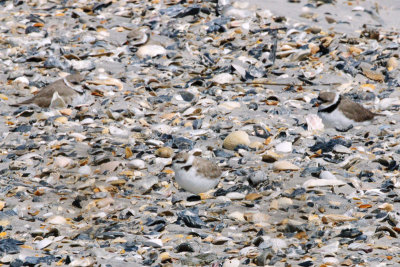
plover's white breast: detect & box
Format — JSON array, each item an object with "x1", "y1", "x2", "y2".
[
  {"x1": 174, "y1": 167, "x2": 219, "y2": 194},
  {"x1": 318, "y1": 109, "x2": 355, "y2": 130}
]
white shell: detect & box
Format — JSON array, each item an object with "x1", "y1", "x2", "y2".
[
  {"x1": 137, "y1": 45, "x2": 166, "y2": 58},
  {"x1": 272, "y1": 161, "x2": 299, "y2": 171},
  {"x1": 275, "y1": 141, "x2": 292, "y2": 153},
  {"x1": 212, "y1": 73, "x2": 235, "y2": 84},
  {"x1": 303, "y1": 178, "x2": 346, "y2": 188},
  {"x1": 54, "y1": 156, "x2": 73, "y2": 168},
  {"x1": 127, "y1": 159, "x2": 146, "y2": 170}
]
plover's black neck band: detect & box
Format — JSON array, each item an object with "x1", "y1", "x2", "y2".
[
  {"x1": 183, "y1": 165, "x2": 192, "y2": 171},
  {"x1": 319, "y1": 95, "x2": 341, "y2": 113}
]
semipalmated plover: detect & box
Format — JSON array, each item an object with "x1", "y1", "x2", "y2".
[
  {"x1": 316, "y1": 91, "x2": 382, "y2": 132},
  {"x1": 12, "y1": 73, "x2": 85, "y2": 108},
  {"x1": 171, "y1": 152, "x2": 222, "y2": 194}
]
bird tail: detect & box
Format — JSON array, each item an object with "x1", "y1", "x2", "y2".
[{"x1": 9, "y1": 98, "x2": 33, "y2": 107}]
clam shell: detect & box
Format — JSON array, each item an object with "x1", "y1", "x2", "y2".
[
  {"x1": 155, "y1": 147, "x2": 174, "y2": 158},
  {"x1": 223, "y1": 131, "x2": 250, "y2": 150},
  {"x1": 272, "y1": 160, "x2": 300, "y2": 171}
]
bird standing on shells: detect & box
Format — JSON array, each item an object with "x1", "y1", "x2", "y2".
[
  {"x1": 12, "y1": 73, "x2": 86, "y2": 108},
  {"x1": 315, "y1": 91, "x2": 383, "y2": 132},
  {"x1": 171, "y1": 152, "x2": 222, "y2": 194}
]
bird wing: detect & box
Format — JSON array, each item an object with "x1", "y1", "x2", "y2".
[
  {"x1": 194, "y1": 158, "x2": 222, "y2": 179},
  {"x1": 339, "y1": 98, "x2": 375, "y2": 122}
]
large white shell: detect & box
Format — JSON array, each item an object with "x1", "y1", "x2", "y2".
[{"x1": 137, "y1": 44, "x2": 166, "y2": 58}]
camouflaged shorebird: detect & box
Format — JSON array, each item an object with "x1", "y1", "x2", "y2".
[
  {"x1": 171, "y1": 152, "x2": 222, "y2": 194},
  {"x1": 12, "y1": 73, "x2": 85, "y2": 108}
]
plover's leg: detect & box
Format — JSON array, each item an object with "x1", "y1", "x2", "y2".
[{"x1": 335, "y1": 124, "x2": 353, "y2": 132}]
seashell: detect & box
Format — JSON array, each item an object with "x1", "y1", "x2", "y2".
[
  {"x1": 127, "y1": 159, "x2": 146, "y2": 170},
  {"x1": 306, "y1": 114, "x2": 324, "y2": 132},
  {"x1": 35, "y1": 238, "x2": 53, "y2": 250},
  {"x1": 352, "y1": 6, "x2": 365, "y2": 11},
  {"x1": 212, "y1": 236, "x2": 230, "y2": 245},
  {"x1": 309, "y1": 43, "x2": 320, "y2": 54},
  {"x1": 143, "y1": 238, "x2": 163, "y2": 248},
  {"x1": 109, "y1": 126, "x2": 129, "y2": 137},
  {"x1": 378, "y1": 203, "x2": 393, "y2": 212},
  {"x1": 0, "y1": 94, "x2": 8, "y2": 100},
  {"x1": 303, "y1": 178, "x2": 346, "y2": 188},
  {"x1": 70, "y1": 258, "x2": 94, "y2": 267},
  {"x1": 314, "y1": 241, "x2": 339, "y2": 255},
  {"x1": 223, "y1": 7, "x2": 254, "y2": 19},
  {"x1": 361, "y1": 66, "x2": 384, "y2": 82},
  {"x1": 14, "y1": 76, "x2": 29, "y2": 85},
  {"x1": 228, "y1": 211, "x2": 245, "y2": 222},
  {"x1": 54, "y1": 156, "x2": 73, "y2": 168},
  {"x1": 387, "y1": 57, "x2": 398, "y2": 71},
  {"x1": 245, "y1": 193, "x2": 262, "y2": 201},
  {"x1": 86, "y1": 78, "x2": 124, "y2": 90},
  {"x1": 348, "y1": 46, "x2": 362, "y2": 55},
  {"x1": 322, "y1": 214, "x2": 357, "y2": 223},
  {"x1": 70, "y1": 59, "x2": 95, "y2": 71},
  {"x1": 319, "y1": 171, "x2": 336, "y2": 180},
  {"x1": 275, "y1": 141, "x2": 292, "y2": 153},
  {"x1": 333, "y1": 145, "x2": 352, "y2": 154},
  {"x1": 70, "y1": 132, "x2": 86, "y2": 141},
  {"x1": 160, "y1": 252, "x2": 171, "y2": 263},
  {"x1": 270, "y1": 197, "x2": 293, "y2": 210},
  {"x1": 222, "y1": 258, "x2": 241, "y2": 267},
  {"x1": 376, "y1": 97, "x2": 400, "y2": 110},
  {"x1": 291, "y1": 48, "x2": 311, "y2": 61},
  {"x1": 249, "y1": 141, "x2": 263, "y2": 150},
  {"x1": 99, "y1": 161, "x2": 120, "y2": 173},
  {"x1": 137, "y1": 45, "x2": 166, "y2": 58},
  {"x1": 155, "y1": 147, "x2": 174, "y2": 158},
  {"x1": 218, "y1": 101, "x2": 241, "y2": 110},
  {"x1": 223, "y1": 131, "x2": 250, "y2": 150},
  {"x1": 239, "y1": 246, "x2": 258, "y2": 257},
  {"x1": 212, "y1": 73, "x2": 235, "y2": 84},
  {"x1": 262, "y1": 150, "x2": 282, "y2": 163},
  {"x1": 272, "y1": 160, "x2": 299, "y2": 171},
  {"x1": 96, "y1": 197, "x2": 114, "y2": 208},
  {"x1": 46, "y1": 215, "x2": 67, "y2": 225},
  {"x1": 78, "y1": 165, "x2": 91, "y2": 175},
  {"x1": 248, "y1": 171, "x2": 268, "y2": 185},
  {"x1": 244, "y1": 212, "x2": 269, "y2": 224},
  {"x1": 226, "y1": 192, "x2": 245, "y2": 200},
  {"x1": 54, "y1": 116, "x2": 68, "y2": 124}
]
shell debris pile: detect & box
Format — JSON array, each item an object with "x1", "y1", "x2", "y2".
[{"x1": 0, "y1": 0, "x2": 400, "y2": 265}]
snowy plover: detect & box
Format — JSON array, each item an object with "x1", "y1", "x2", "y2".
[{"x1": 171, "y1": 152, "x2": 222, "y2": 194}]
